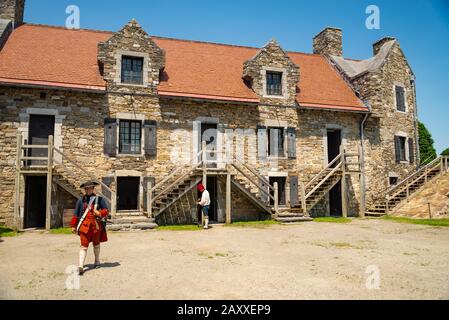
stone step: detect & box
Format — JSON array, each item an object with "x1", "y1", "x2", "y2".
[
  {"x1": 365, "y1": 212, "x2": 387, "y2": 217},
  {"x1": 110, "y1": 216, "x2": 155, "y2": 224},
  {"x1": 107, "y1": 222, "x2": 158, "y2": 231},
  {"x1": 275, "y1": 216, "x2": 313, "y2": 223},
  {"x1": 114, "y1": 211, "x2": 146, "y2": 217}
]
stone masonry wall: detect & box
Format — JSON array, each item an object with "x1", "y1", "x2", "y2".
[
  {"x1": 0, "y1": 84, "x2": 366, "y2": 227},
  {"x1": 351, "y1": 41, "x2": 418, "y2": 205}
]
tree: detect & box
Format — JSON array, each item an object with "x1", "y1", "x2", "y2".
[
  {"x1": 441, "y1": 148, "x2": 449, "y2": 156},
  {"x1": 418, "y1": 121, "x2": 437, "y2": 165}
]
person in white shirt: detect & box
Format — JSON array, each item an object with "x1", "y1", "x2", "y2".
[{"x1": 197, "y1": 183, "x2": 210, "y2": 229}]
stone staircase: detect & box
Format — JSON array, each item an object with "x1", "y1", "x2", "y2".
[
  {"x1": 366, "y1": 156, "x2": 449, "y2": 217},
  {"x1": 152, "y1": 175, "x2": 202, "y2": 225},
  {"x1": 108, "y1": 213, "x2": 157, "y2": 231}
]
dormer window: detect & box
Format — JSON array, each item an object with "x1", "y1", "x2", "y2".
[
  {"x1": 266, "y1": 71, "x2": 283, "y2": 96},
  {"x1": 121, "y1": 56, "x2": 144, "y2": 85}
]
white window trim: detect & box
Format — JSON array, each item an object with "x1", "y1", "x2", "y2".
[
  {"x1": 393, "y1": 83, "x2": 408, "y2": 114},
  {"x1": 114, "y1": 50, "x2": 150, "y2": 87},
  {"x1": 115, "y1": 113, "x2": 146, "y2": 157},
  {"x1": 261, "y1": 66, "x2": 288, "y2": 99},
  {"x1": 395, "y1": 132, "x2": 409, "y2": 164},
  {"x1": 388, "y1": 172, "x2": 399, "y2": 186},
  {"x1": 19, "y1": 108, "x2": 66, "y2": 163},
  {"x1": 267, "y1": 173, "x2": 288, "y2": 207}
]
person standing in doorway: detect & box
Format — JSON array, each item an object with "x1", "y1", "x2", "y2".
[
  {"x1": 71, "y1": 181, "x2": 109, "y2": 275},
  {"x1": 197, "y1": 183, "x2": 210, "y2": 229}
]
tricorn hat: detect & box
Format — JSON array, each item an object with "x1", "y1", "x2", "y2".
[{"x1": 80, "y1": 180, "x2": 100, "y2": 189}]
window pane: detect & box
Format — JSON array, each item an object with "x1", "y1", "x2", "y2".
[
  {"x1": 119, "y1": 120, "x2": 142, "y2": 154},
  {"x1": 266, "y1": 72, "x2": 282, "y2": 96},
  {"x1": 121, "y1": 56, "x2": 144, "y2": 85}
]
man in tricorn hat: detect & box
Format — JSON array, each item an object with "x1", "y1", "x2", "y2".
[{"x1": 71, "y1": 180, "x2": 109, "y2": 275}]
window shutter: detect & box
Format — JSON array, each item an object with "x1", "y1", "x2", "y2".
[
  {"x1": 408, "y1": 138, "x2": 414, "y2": 164},
  {"x1": 142, "y1": 176, "x2": 156, "y2": 212},
  {"x1": 104, "y1": 118, "x2": 117, "y2": 157},
  {"x1": 259, "y1": 178, "x2": 269, "y2": 203},
  {"x1": 289, "y1": 175, "x2": 299, "y2": 206},
  {"x1": 287, "y1": 127, "x2": 297, "y2": 159},
  {"x1": 396, "y1": 86, "x2": 405, "y2": 111},
  {"x1": 101, "y1": 176, "x2": 114, "y2": 205},
  {"x1": 144, "y1": 120, "x2": 157, "y2": 158},
  {"x1": 394, "y1": 136, "x2": 401, "y2": 163},
  {"x1": 257, "y1": 126, "x2": 267, "y2": 160}
]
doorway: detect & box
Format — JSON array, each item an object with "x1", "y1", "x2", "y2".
[
  {"x1": 197, "y1": 176, "x2": 217, "y2": 223},
  {"x1": 269, "y1": 176, "x2": 286, "y2": 206},
  {"x1": 28, "y1": 115, "x2": 55, "y2": 165},
  {"x1": 24, "y1": 176, "x2": 47, "y2": 229},
  {"x1": 201, "y1": 123, "x2": 218, "y2": 168},
  {"x1": 117, "y1": 177, "x2": 140, "y2": 211},
  {"x1": 327, "y1": 129, "x2": 342, "y2": 216}
]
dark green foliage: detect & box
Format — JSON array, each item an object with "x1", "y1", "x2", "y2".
[{"x1": 418, "y1": 121, "x2": 437, "y2": 165}]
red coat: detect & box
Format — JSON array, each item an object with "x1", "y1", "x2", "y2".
[{"x1": 71, "y1": 194, "x2": 109, "y2": 243}]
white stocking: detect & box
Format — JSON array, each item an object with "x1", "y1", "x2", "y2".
[{"x1": 79, "y1": 247, "x2": 88, "y2": 268}]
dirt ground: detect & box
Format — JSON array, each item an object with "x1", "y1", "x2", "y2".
[{"x1": 1, "y1": 218, "x2": 449, "y2": 300}]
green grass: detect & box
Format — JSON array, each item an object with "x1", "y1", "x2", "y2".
[
  {"x1": 225, "y1": 220, "x2": 280, "y2": 228},
  {"x1": 157, "y1": 225, "x2": 203, "y2": 231},
  {"x1": 383, "y1": 216, "x2": 449, "y2": 227},
  {"x1": 48, "y1": 227, "x2": 73, "y2": 234},
  {"x1": 313, "y1": 217, "x2": 352, "y2": 223},
  {"x1": 0, "y1": 225, "x2": 21, "y2": 237}
]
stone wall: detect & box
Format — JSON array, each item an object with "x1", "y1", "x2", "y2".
[
  {"x1": 351, "y1": 41, "x2": 418, "y2": 205},
  {"x1": 0, "y1": 83, "x2": 368, "y2": 227}
]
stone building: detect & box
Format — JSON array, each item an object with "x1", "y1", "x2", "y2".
[{"x1": 0, "y1": 0, "x2": 424, "y2": 230}]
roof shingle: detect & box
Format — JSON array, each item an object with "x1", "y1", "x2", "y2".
[{"x1": 0, "y1": 24, "x2": 366, "y2": 111}]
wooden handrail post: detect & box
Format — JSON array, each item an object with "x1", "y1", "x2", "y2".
[
  {"x1": 340, "y1": 145, "x2": 348, "y2": 218},
  {"x1": 226, "y1": 171, "x2": 231, "y2": 224},
  {"x1": 110, "y1": 180, "x2": 116, "y2": 218},
  {"x1": 385, "y1": 197, "x2": 389, "y2": 216},
  {"x1": 202, "y1": 141, "x2": 207, "y2": 187},
  {"x1": 300, "y1": 183, "x2": 307, "y2": 216},
  {"x1": 147, "y1": 180, "x2": 153, "y2": 219},
  {"x1": 274, "y1": 182, "x2": 279, "y2": 215},
  {"x1": 45, "y1": 135, "x2": 54, "y2": 230},
  {"x1": 14, "y1": 133, "x2": 22, "y2": 228}
]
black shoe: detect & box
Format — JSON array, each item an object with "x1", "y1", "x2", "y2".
[
  {"x1": 94, "y1": 263, "x2": 101, "y2": 269},
  {"x1": 78, "y1": 267, "x2": 84, "y2": 275}
]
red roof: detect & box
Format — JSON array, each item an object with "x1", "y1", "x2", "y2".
[{"x1": 0, "y1": 24, "x2": 366, "y2": 112}]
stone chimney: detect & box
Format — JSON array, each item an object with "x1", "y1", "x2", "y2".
[
  {"x1": 373, "y1": 36, "x2": 396, "y2": 55},
  {"x1": 0, "y1": 0, "x2": 25, "y2": 26},
  {"x1": 313, "y1": 27, "x2": 342, "y2": 56}
]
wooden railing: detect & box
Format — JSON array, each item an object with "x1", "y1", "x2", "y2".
[
  {"x1": 16, "y1": 134, "x2": 115, "y2": 228},
  {"x1": 383, "y1": 156, "x2": 448, "y2": 213},
  {"x1": 230, "y1": 153, "x2": 278, "y2": 214},
  {"x1": 147, "y1": 149, "x2": 203, "y2": 218}
]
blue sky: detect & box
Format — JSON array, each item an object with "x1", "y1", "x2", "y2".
[{"x1": 24, "y1": 0, "x2": 449, "y2": 153}]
